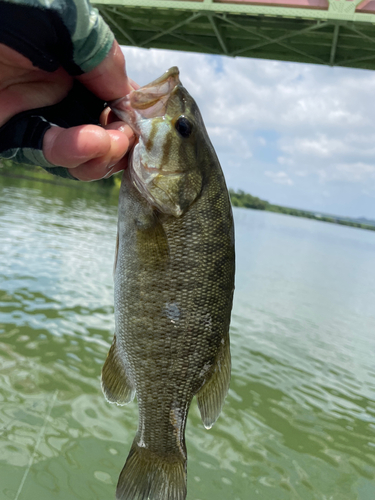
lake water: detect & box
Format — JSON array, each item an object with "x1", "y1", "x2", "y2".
[{"x1": 0, "y1": 175, "x2": 374, "y2": 500}]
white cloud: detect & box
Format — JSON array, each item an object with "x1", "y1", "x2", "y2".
[
  {"x1": 331, "y1": 162, "x2": 375, "y2": 182},
  {"x1": 277, "y1": 156, "x2": 294, "y2": 166},
  {"x1": 265, "y1": 171, "x2": 294, "y2": 186},
  {"x1": 280, "y1": 134, "x2": 345, "y2": 158},
  {"x1": 294, "y1": 170, "x2": 309, "y2": 177},
  {"x1": 207, "y1": 126, "x2": 252, "y2": 160},
  {"x1": 257, "y1": 136, "x2": 266, "y2": 146}
]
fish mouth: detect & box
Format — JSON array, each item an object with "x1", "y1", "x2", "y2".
[
  {"x1": 130, "y1": 67, "x2": 180, "y2": 117},
  {"x1": 111, "y1": 67, "x2": 181, "y2": 122}
]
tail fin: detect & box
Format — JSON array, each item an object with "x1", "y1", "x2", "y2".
[{"x1": 116, "y1": 439, "x2": 187, "y2": 500}]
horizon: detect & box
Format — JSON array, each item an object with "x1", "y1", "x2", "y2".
[{"x1": 229, "y1": 188, "x2": 375, "y2": 222}]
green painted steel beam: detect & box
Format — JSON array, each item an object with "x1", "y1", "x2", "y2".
[
  {"x1": 329, "y1": 24, "x2": 340, "y2": 65},
  {"x1": 216, "y1": 14, "x2": 328, "y2": 64},
  {"x1": 94, "y1": 0, "x2": 375, "y2": 70},
  {"x1": 101, "y1": 8, "x2": 137, "y2": 45},
  {"x1": 208, "y1": 13, "x2": 229, "y2": 55}
]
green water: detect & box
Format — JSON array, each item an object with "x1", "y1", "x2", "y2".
[{"x1": 0, "y1": 176, "x2": 374, "y2": 500}]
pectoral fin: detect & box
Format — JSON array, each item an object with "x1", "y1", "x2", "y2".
[
  {"x1": 101, "y1": 336, "x2": 135, "y2": 405},
  {"x1": 196, "y1": 339, "x2": 231, "y2": 429}
]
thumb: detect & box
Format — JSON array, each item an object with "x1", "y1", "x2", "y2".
[{"x1": 77, "y1": 41, "x2": 131, "y2": 101}]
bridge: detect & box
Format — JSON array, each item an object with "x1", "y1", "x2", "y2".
[{"x1": 93, "y1": 0, "x2": 375, "y2": 70}]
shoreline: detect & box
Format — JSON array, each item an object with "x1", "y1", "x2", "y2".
[{"x1": 1, "y1": 168, "x2": 374, "y2": 233}]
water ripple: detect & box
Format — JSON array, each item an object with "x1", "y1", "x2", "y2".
[{"x1": 1, "y1": 179, "x2": 375, "y2": 499}]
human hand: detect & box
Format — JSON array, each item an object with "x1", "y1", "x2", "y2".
[{"x1": 0, "y1": 40, "x2": 135, "y2": 181}]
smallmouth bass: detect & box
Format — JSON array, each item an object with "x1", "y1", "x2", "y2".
[{"x1": 102, "y1": 67, "x2": 235, "y2": 500}]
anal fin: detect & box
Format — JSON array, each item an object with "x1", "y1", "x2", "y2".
[
  {"x1": 196, "y1": 338, "x2": 231, "y2": 429},
  {"x1": 101, "y1": 336, "x2": 135, "y2": 405}
]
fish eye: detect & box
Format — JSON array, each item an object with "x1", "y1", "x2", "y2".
[{"x1": 175, "y1": 116, "x2": 193, "y2": 138}]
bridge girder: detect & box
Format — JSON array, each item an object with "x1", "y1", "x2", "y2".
[{"x1": 94, "y1": 0, "x2": 375, "y2": 70}]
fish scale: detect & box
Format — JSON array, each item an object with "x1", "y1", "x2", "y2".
[{"x1": 101, "y1": 67, "x2": 235, "y2": 500}]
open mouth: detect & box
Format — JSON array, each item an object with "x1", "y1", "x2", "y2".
[
  {"x1": 111, "y1": 67, "x2": 181, "y2": 124},
  {"x1": 130, "y1": 67, "x2": 181, "y2": 118}
]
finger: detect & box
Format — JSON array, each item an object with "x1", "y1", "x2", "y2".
[
  {"x1": 43, "y1": 124, "x2": 130, "y2": 170},
  {"x1": 100, "y1": 107, "x2": 111, "y2": 127},
  {"x1": 77, "y1": 41, "x2": 131, "y2": 101},
  {"x1": 105, "y1": 121, "x2": 135, "y2": 141},
  {"x1": 99, "y1": 109, "x2": 135, "y2": 142},
  {"x1": 44, "y1": 125, "x2": 110, "y2": 167},
  {"x1": 100, "y1": 107, "x2": 135, "y2": 128},
  {"x1": 67, "y1": 122, "x2": 134, "y2": 181},
  {"x1": 69, "y1": 154, "x2": 129, "y2": 182},
  {"x1": 69, "y1": 122, "x2": 135, "y2": 181}
]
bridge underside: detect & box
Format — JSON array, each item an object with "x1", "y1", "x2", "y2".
[{"x1": 94, "y1": 1, "x2": 375, "y2": 70}]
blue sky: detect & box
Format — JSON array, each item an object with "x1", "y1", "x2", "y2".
[{"x1": 122, "y1": 46, "x2": 375, "y2": 219}]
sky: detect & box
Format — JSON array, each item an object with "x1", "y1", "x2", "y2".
[{"x1": 121, "y1": 46, "x2": 375, "y2": 219}]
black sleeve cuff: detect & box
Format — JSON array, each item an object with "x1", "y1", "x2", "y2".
[{"x1": 0, "y1": 0, "x2": 82, "y2": 75}]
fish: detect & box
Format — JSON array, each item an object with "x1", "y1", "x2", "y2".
[{"x1": 102, "y1": 67, "x2": 235, "y2": 500}]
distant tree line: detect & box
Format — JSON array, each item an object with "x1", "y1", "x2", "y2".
[
  {"x1": 228, "y1": 189, "x2": 375, "y2": 232},
  {"x1": 228, "y1": 189, "x2": 270, "y2": 210},
  {"x1": 1, "y1": 162, "x2": 374, "y2": 232}
]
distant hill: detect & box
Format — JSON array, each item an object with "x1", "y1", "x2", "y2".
[
  {"x1": 344, "y1": 216, "x2": 375, "y2": 228},
  {"x1": 229, "y1": 189, "x2": 375, "y2": 232}
]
